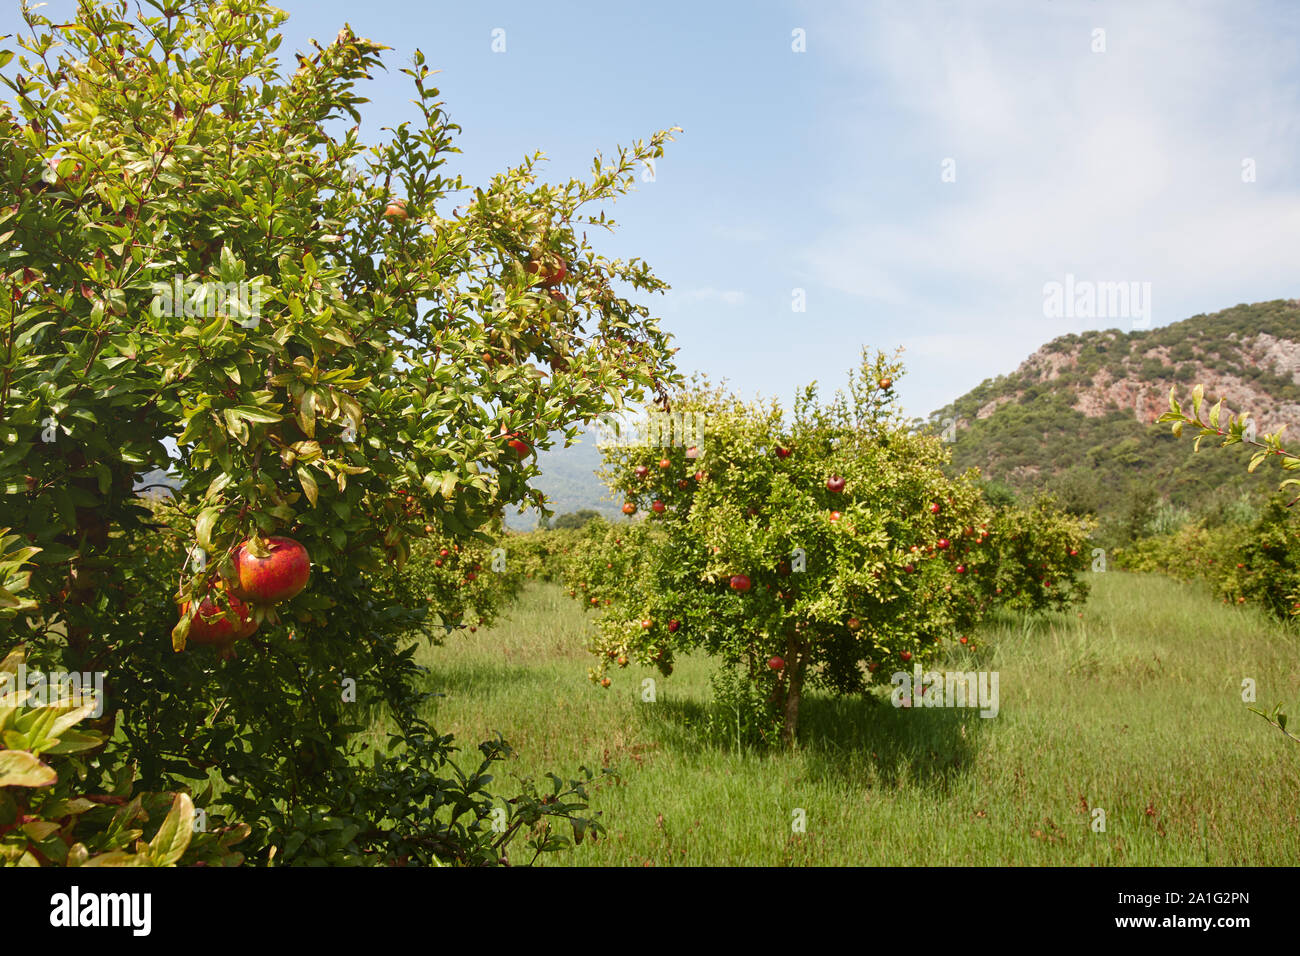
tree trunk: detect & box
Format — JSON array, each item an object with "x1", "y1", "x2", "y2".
[{"x1": 779, "y1": 634, "x2": 805, "y2": 747}]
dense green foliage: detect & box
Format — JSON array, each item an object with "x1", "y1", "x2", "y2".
[
  {"x1": 0, "y1": 0, "x2": 676, "y2": 865},
  {"x1": 1114, "y1": 498, "x2": 1299, "y2": 624}
]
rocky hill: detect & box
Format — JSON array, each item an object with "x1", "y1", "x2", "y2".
[{"x1": 929, "y1": 299, "x2": 1300, "y2": 527}]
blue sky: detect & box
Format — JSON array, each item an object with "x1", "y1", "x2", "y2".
[{"x1": 5, "y1": 0, "x2": 1298, "y2": 419}]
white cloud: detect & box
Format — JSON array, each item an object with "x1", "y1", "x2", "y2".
[{"x1": 798, "y1": 0, "x2": 1300, "y2": 412}]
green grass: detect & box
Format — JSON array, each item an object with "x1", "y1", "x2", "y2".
[{"x1": 365, "y1": 573, "x2": 1300, "y2": 865}]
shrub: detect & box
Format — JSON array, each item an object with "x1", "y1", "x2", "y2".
[{"x1": 566, "y1": 352, "x2": 1089, "y2": 744}]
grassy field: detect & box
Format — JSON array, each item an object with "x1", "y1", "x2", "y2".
[{"x1": 365, "y1": 572, "x2": 1300, "y2": 865}]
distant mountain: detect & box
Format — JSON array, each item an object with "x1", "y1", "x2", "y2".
[
  {"x1": 929, "y1": 299, "x2": 1300, "y2": 525},
  {"x1": 503, "y1": 427, "x2": 620, "y2": 530}
]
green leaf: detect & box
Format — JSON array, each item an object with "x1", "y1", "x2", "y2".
[
  {"x1": 0, "y1": 749, "x2": 57, "y2": 787},
  {"x1": 324, "y1": 327, "x2": 355, "y2": 347},
  {"x1": 297, "y1": 465, "x2": 319, "y2": 507},
  {"x1": 206, "y1": 472, "x2": 234, "y2": 500},
  {"x1": 232, "y1": 406, "x2": 283, "y2": 424},
  {"x1": 298, "y1": 393, "x2": 316, "y2": 438},
  {"x1": 43, "y1": 729, "x2": 102, "y2": 756},
  {"x1": 1191, "y1": 383, "x2": 1204, "y2": 418},
  {"x1": 22, "y1": 820, "x2": 61, "y2": 841},
  {"x1": 1209, "y1": 399, "x2": 1222, "y2": 429},
  {"x1": 195, "y1": 506, "x2": 221, "y2": 552},
  {"x1": 48, "y1": 700, "x2": 98, "y2": 738},
  {"x1": 147, "y1": 793, "x2": 195, "y2": 866},
  {"x1": 171, "y1": 615, "x2": 191, "y2": 653}
]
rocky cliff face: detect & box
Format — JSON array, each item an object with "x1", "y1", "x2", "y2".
[
  {"x1": 955, "y1": 301, "x2": 1300, "y2": 432},
  {"x1": 931, "y1": 299, "x2": 1300, "y2": 514}
]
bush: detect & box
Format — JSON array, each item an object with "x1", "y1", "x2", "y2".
[
  {"x1": 550, "y1": 510, "x2": 602, "y2": 531},
  {"x1": 564, "y1": 352, "x2": 1090, "y2": 744},
  {"x1": 0, "y1": 646, "x2": 248, "y2": 867}
]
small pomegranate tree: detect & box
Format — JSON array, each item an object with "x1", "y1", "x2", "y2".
[
  {"x1": 0, "y1": 1, "x2": 678, "y2": 863},
  {"x1": 580, "y1": 351, "x2": 1089, "y2": 744}
]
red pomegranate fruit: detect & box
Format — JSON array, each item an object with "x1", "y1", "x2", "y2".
[{"x1": 234, "y1": 536, "x2": 311, "y2": 605}]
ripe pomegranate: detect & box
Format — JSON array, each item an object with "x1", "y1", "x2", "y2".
[
  {"x1": 652, "y1": 500, "x2": 666, "y2": 514},
  {"x1": 729, "y1": 575, "x2": 751, "y2": 592},
  {"x1": 826, "y1": 475, "x2": 846, "y2": 493},
  {"x1": 622, "y1": 502, "x2": 636, "y2": 515},
  {"x1": 525, "y1": 256, "x2": 567, "y2": 288},
  {"x1": 667, "y1": 619, "x2": 680, "y2": 632},
  {"x1": 634, "y1": 465, "x2": 650, "y2": 479},
  {"x1": 383, "y1": 198, "x2": 407, "y2": 219},
  {"x1": 768, "y1": 656, "x2": 785, "y2": 671},
  {"x1": 184, "y1": 592, "x2": 258, "y2": 646},
  {"x1": 233, "y1": 536, "x2": 311, "y2": 604}
]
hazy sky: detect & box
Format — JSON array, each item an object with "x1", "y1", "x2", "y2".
[{"x1": 5, "y1": 0, "x2": 1298, "y2": 417}]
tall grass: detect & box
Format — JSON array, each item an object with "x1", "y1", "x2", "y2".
[{"x1": 365, "y1": 573, "x2": 1300, "y2": 865}]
